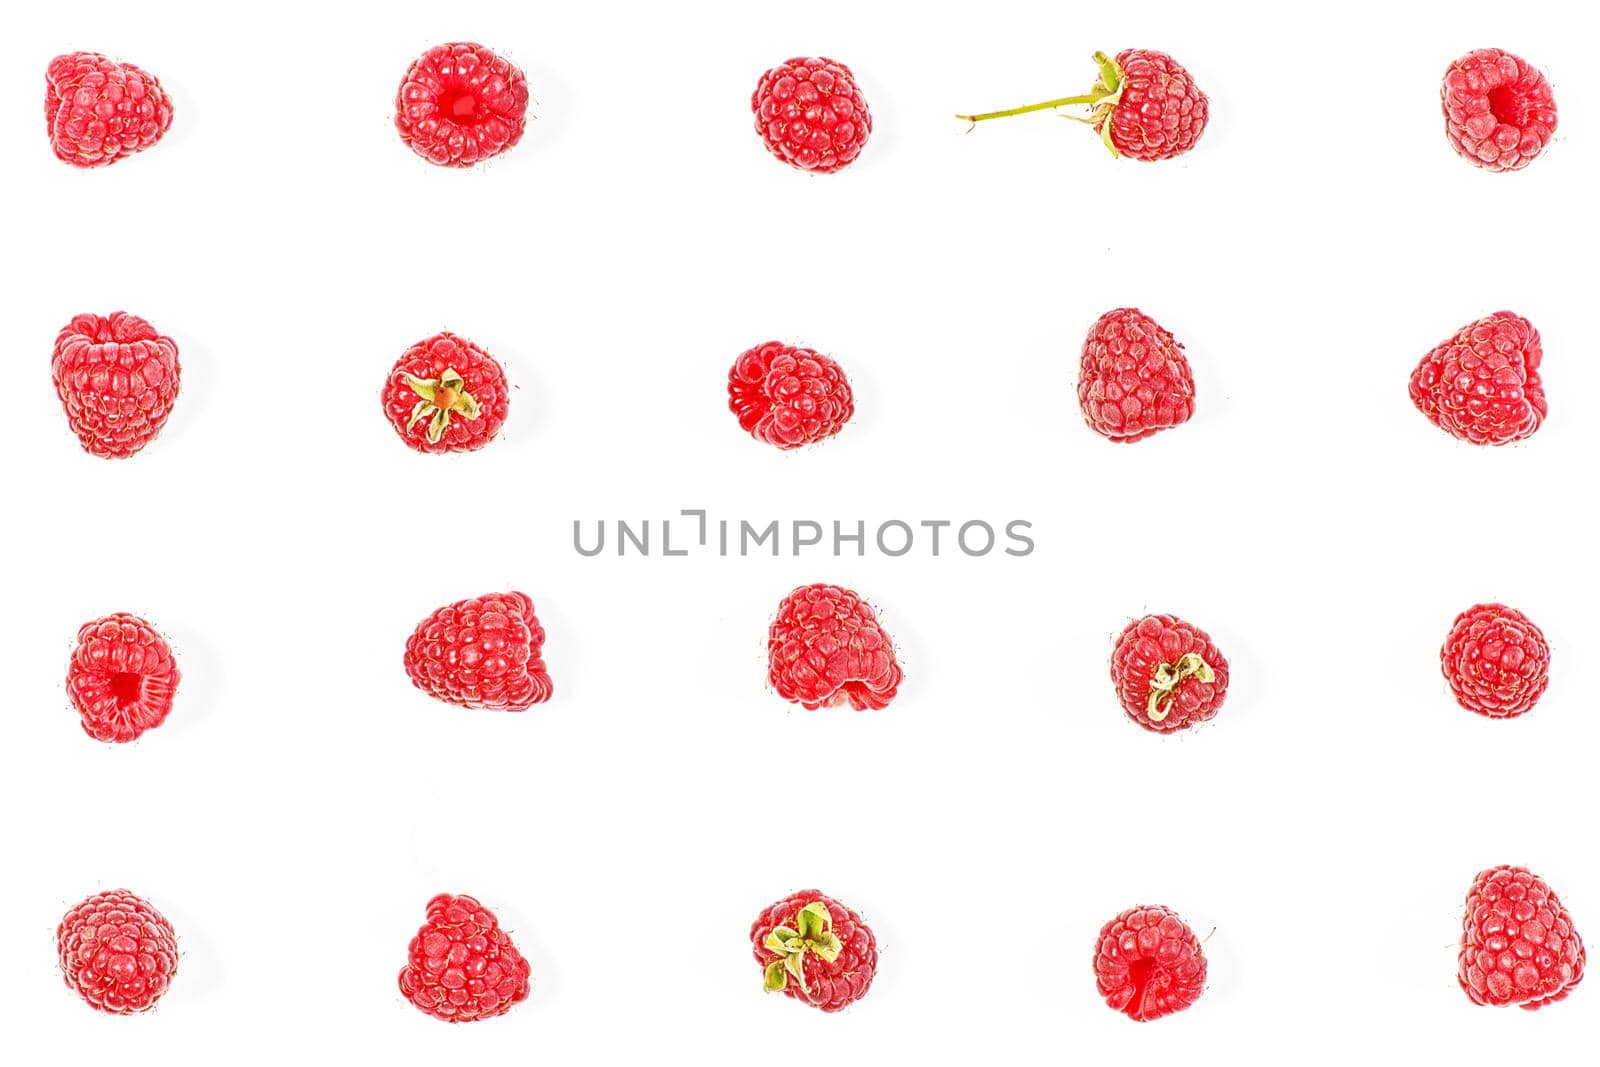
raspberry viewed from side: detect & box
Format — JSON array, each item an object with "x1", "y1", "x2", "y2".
[
  {"x1": 1110, "y1": 615, "x2": 1228, "y2": 733},
  {"x1": 1094, "y1": 905, "x2": 1207, "y2": 1021},
  {"x1": 1442, "y1": 49, "x2": 1556, "y2": 172},
  {"x1": 1078, "y1": 308, "x2": 1196, "y2": 442},
  {"x1": 1459, "y1": 866, "x2": 1584, "y2": 1009},
  {"x1": 751, "y1": 891, "x2": 878, "y2": 1012},
  {"x1": 752, "y1": 57, "x2": 871, "y2": 173},
  {"x1": 66, "y1": 613, "x2": 181, "y2": 743},
  {"x1": 58, "y1": 889, "x2": 179, "y2": 1014},
  {"x1": 53, "y1": 312, "x2": 181, "y2": 458},
  {"x1": 382, "y1": 332, "x2": 510, "y2": 453},
  {"x1": 728, "y1": 341, "x2": 855, "y2": 449},
  {"x1": 399, "y1": 893, "x2": 531, "y2": 1022},
  {"x1": 1441, "y1": 604, "x2": 1549, "y2": 719},
  {"x1": 405, "y1": 592, "x2": 552, "y2": 711},
  {"x1": 1410, "y1": 312, "x2": 1545, "y2": 446},
  {"x1": 396, "y1": 43, "x2": 529, "y2": 167},
  {"x1": 46, "y1": 52, "x2": 173, "y2": 168},
  {"x1": 768, "y1": 584, "x2": 902, "y2": 710}
]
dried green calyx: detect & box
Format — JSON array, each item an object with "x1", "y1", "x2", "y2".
[
  {"x1": 1146, "y1": 652, "x2": 1215, "y2": 722},
  {"x1": 762, "y1": 902, "x2": 841, "y2": 994},
  {"x1": 955, "y1": 50, "x2": 1128, "y2": 157},
  {"x1": 401, "y1": 367, "x2": 481, "y2": 444}
]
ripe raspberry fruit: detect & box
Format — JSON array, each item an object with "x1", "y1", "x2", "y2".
[
  {"x1": 58, "y1": 889, "x2": 179, "y2": 1014},
  {"x1": 1440, "y1": 604, "x2": 1550, "y2": 720},
  {"x1": 66, "y1": 613, "x2": 181, "y2": 743},
  {"x1": 959, "y1": 50, "x2": 1207, "y2": 160},
  {"x1": 1078, "y1": 308, "x2": 1196, "y2": 442},
  {"x1": 752, "y1": 57, "x2": 871, "y2": 173},
  {"x1": 399, "y1": 893, "x2": 531, "y2": 1022},
  {"x1": 382, "y1": 331, "x2": 510, "y2": 453},
  {"x1": 1410, "y1": 311, "x2": 1544, "y2": 446},
  {"x1": 1443, "y1": 50, "x2": 1556, "y2": 172},
  {"x1": 395, "y1": 43, "x2": 530, "y2": 167},
  {"x1": 1459, "y1": 866, "x2": 1584, "y2": 1009},
  {"x1": 751, "y1": 891, "x2": 878, "y2": 1012},
  {"x1": 728, "y1": 341, "x2": 855, "y2": 449},
  {"x1": 405, "y1": 592, "x2": 551, "y2": 711},
  {"x1": 1094, "y1": 905, "x2": 1206, "y2": 1021},
  {"x1": 768, "y1": 584, "x2": 902, "y2": 710},
  {"x1": 1110, "y1": 615, "x2": 1228, "y2": 733},
  {"x1": 46, "y1": 53, "x2": 173, "y2": 168},
  {"x1": 53, "y1": 312, "x2": 181, "y2": 459}
]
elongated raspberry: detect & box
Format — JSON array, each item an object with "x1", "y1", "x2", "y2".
[
  {"x1": 752, "y1": 57, "x2": 871, "y2": 173},
  {"x1": 381, "y1": 332, "x2": 510, "y2": 453},
  {"x1": 1441, "y1": 604, "x2": 1549, "y2": 719},
  {"x1": 1110, "y1": 615, "x2": 1228, "y2": 733},
  {"x1": 1410, "y1": 312, "x2": 1544, "y2": 445},
  {"x1": 1443, "y1": 49, "x2": 1556, "y2": 172},
  {"x1": 399, "y1": 893, "x2": 531, "y2": 1022},
  {"x1": 395, "y1": 43, "x2": 530, "y2": 167},
  {"x1": 58, "y1": 890, "x2": 179, "y2": 1014},
  {"x1": 1094, "y1": 905, "x2": 1206, "y2": 1021},
  {"x1": 46, "y1": 52, "x2": 173, "y2": 168},
  {"x1": 53, "y1": 312, "x2": 181, "y2": 458},
  {"x1": 66, "y1": 613, "x2": 181, "y2": 743},
  {"x1": 751, "y1": 891, "x2": 878, "y2": 1012},
  {"x1": 728, "y1": 341, "x2": 854, "y2": 449},
  {"x1": 405, "y1": 592, "x2": 551, "y2": 711},
  {"x1": 768, "y1": 584, "x2": 902, "y2": 710},
  {"x1": 1459, "y1": 866, "x2": 1584, "y2": 1009},
  {"x1": 1078, "y1": 308, "x2": 1195, "y2": 442}
]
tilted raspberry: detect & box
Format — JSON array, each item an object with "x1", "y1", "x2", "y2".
[
  {"x1": 399, "y1": 893, "x2": 531, "y2": 1022},
  {"x1": 46, "y1": 52, "x2": 173, "y2": 168},
  {"x1": 1440, "y1": 604, "x2": 1549, "y2": 719},
  {"x1": 959, "y1": 50, "x2": 1207, "y2": 160},
  {"x1": 1110, "y1": 615, "x2": 1228, "y2": 733},
  {"x1": 751, "y1": 891, "x2": 878, "y2": 1012},
  {"x1": 728, "y1": 341, "x2": 855, "y2": 449},
  {"x1": 1078, "y1": 308, "x2": 1196, "y2": 442},
  {"x1": 1459, "y1": 866, "x2": 1584, "y2": 1009},
  {"x1": 1094, "y1": 905, "x2": 1206, "y2": 1021},
  {"x1": 768, "y1": 584, "x2": 902, "y2": 710},
  {"x1": 405, "y1": 592, "x2": 551, "y2": 711},
  {"x1": 382, "y1": 332, "x2": 510, "y2": 453},
  {"x1": 66, "y1": 613, "x2": 181, "y2": 743},
  {"x1": 1410, "y1": 312, "x2": 1544, "y2": 446},
  {"x1": 53, "y1": 312, "x2": 181, "y2": 459},
  {"x1": 58, "y1": 889, "x2": 179, "y2": 1014},
  {"x1": 752, "y1": 57, "x2": 871, "y2": 173},
  {"x1": 1442, "y1": 49, "x2": 1556, "y2": 172},
  {"x1": 395, "y1": 42, "x2": 530, "y2": 167}
]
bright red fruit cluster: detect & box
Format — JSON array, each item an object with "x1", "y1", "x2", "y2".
[
  {"x1": 1093, "y1": 905, "x2": 1208, "y2": 1021},
  {"x1": 1110, "y1": 615, "x2": 1229, "y2": 733},
  {"x1": 404, "y1": 592, "x2": 552, "y2": 711},
  {"x1": 399, "y1": 894, "x2": 532, "y2": 1022},
  {"x1": 382, "y1": 331, "x2": 511, "y2": 453},
  {"x1": 752, "y1": 57, "x2": 872, "y2": 173},
  {"x1": 395, "y1": 43, "x2": 530, "y2": 167},
  {"x1": 728, "y1": 341, "x2": 855, "y2": 449},
  {"x1": 1077, "y1": 308, "x2": 1196, "y2": 442},
  {"x1": 46, "y1": 52, "x2": 173, "y2": 167},
  {"x1": 767, "y1": 583, "x2": 903, "y2": 710},
  {"x1": 751, "y1": 891, "x2": 878, "y2": 1012},
  {"x1": 1441, "y1": 604, "x2": 1550, "y2": 719},
  {"x1": 52, "y1": 312, "x2": 182, "y2": 459},
  {"x1": 1442, "y1": 49, "x2": 1558, "y2": 171},
  {"x1": 66, "y1": 613, "x2": 181, "y2": 742},
  {"x1": 1459, "y1": 866, "x2": 1585, "y2": 1009},
  {"x1": 1410, "y1": 312, "x2": 1546, "y2": 446},
  {"x1": 58, "y1": 890, "x2": 179, "y2": 1014}
]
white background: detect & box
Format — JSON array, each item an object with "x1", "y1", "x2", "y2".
[{"x1": 3, "y1": 0, "x2": 1597, "y2": 1061}]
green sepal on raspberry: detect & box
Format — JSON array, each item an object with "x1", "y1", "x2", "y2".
[
  {"x1": 401, "y1": 367, "x2": 481, "y2": 444},
  {"x1": 762, "y1": 902, "x2": 843, "y2": 994}
]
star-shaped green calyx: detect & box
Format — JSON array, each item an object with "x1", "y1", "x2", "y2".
[
  {"x1": 762, "y1": 901, "x2": 842, "y2": 994},
  {"x1": 401, "y1": 367, "x2": 481, "y2": 444}
]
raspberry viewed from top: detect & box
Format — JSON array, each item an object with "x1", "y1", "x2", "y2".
[
  {"x1": 752, "y1": 57, "x2": 871, "y2": 173},
  {"x1": 728, "y1": 341, "x2": 855, "y2": 449},
  {"x1": 58, "y1": 889, "x2": 179, "y2": 1014},
  {"x1": 382, "y1": 331, "x2": 510, "y2": 453},
  {"x1": 1094, "y1": 905, "x2": 1207, "y2": 1021},
  {"x1": 1459, "y1": 866, "x2": 1584, "y2": 1009},
  {"x1": 1110, "y1": 615, "x2": 1228, "y2": 733},
  {"x1": 66, "y1": 613, "x2": 181, "y2": 743},
  {"x1": 1441, "y1": 604, "x2": 1549, "y2": 719},
  {"x1": 1078, "y1": 308, "x2": 1196, "y2": 442},
  {"x1": 1442, "y1": 49, "x2": 1556, "y2": 172},
  {"x1": 405, "y1": 592, "x2": 552, "y2": 711},
  {"x1": 46, "y1": 52, "x2": 173, "y2": 168},
  {"x1": 396, "y1": 43, "x2": 530, "y2": 167},
  {"x1": 768, "y1": 584, "x2": 902, "y2": 710},
  {"x1": 1410, "y1": 312, "x2": 1545, "y2": 446},
  {"x1": 751, "y1": 890, "x2": 878, "y2": 1012},
  {"x1": 53, "y1": 312, "x2": 181, "y2": 459},
  {"x1": 399, "y1": 893, "x2": 532, "y2": 1022}
]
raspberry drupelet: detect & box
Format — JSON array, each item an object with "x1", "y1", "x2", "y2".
[
  {"x1": 751, "y1": 891, "x2": 878, "y2": 1012},
  {"x1": 1442, "y1": 49, "x2": 1556, "y2": 171},
  {"x1": 1094, "y1": 905, "x2": 1207, "y2": 1021},
  {"x1": 1110, "y1": 615, "x2": 1228, "y2": 733},
  {"x1": 58, "y1": 889, "x2": 179, "y2": 1014},
  {"x1": 728, "y1": 341, "x2": 855, "y2": 449},
  {"x1": 1459, "y1": 866, "x2": 1584, "y2": 1009},
  {"x1": 768, "y1": 584, "x2": 902, "y2": 710},
  {"x1": 752, "y1": 57, "x2": 871, "y2": 173},
  {"x1": 395, "y1": 42, "x2": 530, "y2": 167}
]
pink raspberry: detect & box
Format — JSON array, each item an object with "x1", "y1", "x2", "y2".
[
  {"x1": 728, "y1": 341, "x2": 855, "y2": 449},
  {"x1": 752, "y1": 57, "x2": 871, "y2": 173},
  {"x1": 395, "y1": 43, "x2": 530, "y2": 167},
  {"x1": 1442, "y1": 49, "x2": 1557, "y2": 172},
  {"x1": 46, "y1": 52, "x2": 173, "y2": 168},
  {"x1": 768, "y1": 584, "x2": 902, "y2": 710}
]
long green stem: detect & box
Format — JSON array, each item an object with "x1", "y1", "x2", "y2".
[{"x1": 956, "y1": 93, "x2": 1104, "y2": 123}]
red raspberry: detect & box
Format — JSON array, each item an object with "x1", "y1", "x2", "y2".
[
  {"x1": 1440, "y1": 604, "x2": 1550, "y2": 719},
  {"x1": 405, "y1": 592, "x2": 551, "y2": 711},
  {"x1": 1110, "y1": 615, "x2": 1228, "y2": 733},
  {"x1": 58, "y1": 889, "x2": 179, "y2": 1014},
  {"x1": 1442, "y1": 49, "x2": 1557, "y2": 172},
  {"x1": 1078, "y1": 308, "x2": 1196, "y2": 442},
  {"x1": 751, "y1": 891, "x2": 878, "y2": 1012},
  {"x1": 46, "y1": 52, "x2": 173, "y2": 168},
  {"x1": 395, "y1": 43, "x2": 530, "y2": 167},
  {"x1": 1094, "y1": 905, "x2": 1206, "y2": 1021},
  {"x1": 1459, "y1": 866, "x2": 1584, "y2": 1009},
  {"x1": 382, "y1": 332, "x2": 510, "y2": 453},
  {"x1": 728, "y1": 341, "x2": 855, "y2": 449},
  {"x1": 768, "y1": 584, "x2": 902, "y2": 710},
  {"x1": 399, "y1": 893, "x2": 531, "y2": 1022},
  {"x1": 66, "y1": 613, "x2": 181, "y2": 743},
  {"x1": 53, "y1": 312, "x2": 181, "y2": 459},
  {"x1": 1410, "y1": 312, "x2": 1545, "y2": 446},
  {"x1": 959, "y1": 50, "x2": 1207, "y2": 161},
  {"x1": 752, "y1": 57, "x2": 871, "y2": 173}
]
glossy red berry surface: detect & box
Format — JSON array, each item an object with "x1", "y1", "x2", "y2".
[
  {"x1": 1078, "y1": 308, "x2": 1196, "y2": 442},
  {"x1": 751, "y1": 890, "x2": 877, "y2": 1012},
  {"x1": 768, "y1": 584, "x2": 902, "y2": 710},
  {"x1": 1094, "y1": 905, "x2": 1206, "y2": 1021},
  {"x1": 399, "y1": 893, "x2": 531, "y2": 1022},
  {"x1": 752, "y1": 57, "x2": 871, "y2": 173},
  {"x1": 1440, "y1": 604, "x2": 1549, "y2": 719},
  {"x1": 1410, "y1": 312, "x2": 1544, "y2": 446},
  {"x1": 58, "y1": 889, "x2": 179, "y2": 1014},
  {"x1": 395, "y1": 43, "x2": 529, "y2": 167},
  {"x1": 53, "y1": 312, "x2": 181, "y2": 459},
  {"x1": 1102, "y1": 50, "x2": 1208, "y2": 160},
  {"x1": 1442, "y1": 49, "x2": 1556, "y2": 172},
  {"x1": 405, "y1": 592, "x2": 551, "y2": 711},
  {"x1": 1459, "y1": 866, "x2": 1584, "y2": 1009},
  {"x1": 382, "y1": 332, "x2": 510, "y2": 453},
  {"x1": 46, "y1": 52, "x2": 173, "y2": 168},
  {"x1": 66, "y1": 613, "x2": 181, "y2": 743},
  {"x1": 728, "y1": 341, "x2": 854, "y2": 449},
  {"x1": 1110, "y1": 615, "x2": 1228, "y2": 733}
]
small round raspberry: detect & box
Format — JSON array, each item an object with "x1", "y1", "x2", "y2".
[
  {"x1": 768, "y1": 584, "x2": 902, "y2": 710},
  {"x1": 381, "y1": 332, "x2": 510, "y2": 453},
  {"x1": 1078, "y1": 308, "x2": 1196, "y2": 442},
  {"x1": 1440, "y1": 604, "x2": 1549, "y2": 719},
  {"x1": 728, "y1": 341, "x2": 855, "y2": 449},
  {"x1": 404, "y1": 592, "x2": 552, "y2": 711},
  {"x1": 395, "y1": 43, "x2": 530, "y2": 167},
  {"x1": 1409, "y1": 311, "x2": 1545, "y2": 446},
  {"x1": 752, "y1": 57, "x2": 871, "y2": 173},
  {"x1": 58, "y1": 889, "x2": 179, "y2": 1014},
  {"x1": 1459, "y1": 866, "x2": 1584, "y2": 1010},
  {"x1": 1110, "y1": 615, "x2": 1228, "y2": 733},
  {"x1": 1094, "y1": 905, "x2": 1206, "y2": 1021},
  {"x1": 399, "y1": 893, "x2": 532, "y2": 1022},
  {"x1": 1442, "y1": 49, "x2": 1557, "y2": 172},
  {"x1": 751, "y1": 891, "x2": 878, "y2": 1012},
  {"x1": 66, "y1": 613, "x2": 181, "y2": 743},
  {"x1": 46, "y1": 52, "x2": 173, "y2": 168},
  {"x1": 53, "y1": 312, "x2": 181, "y2": 459}
]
